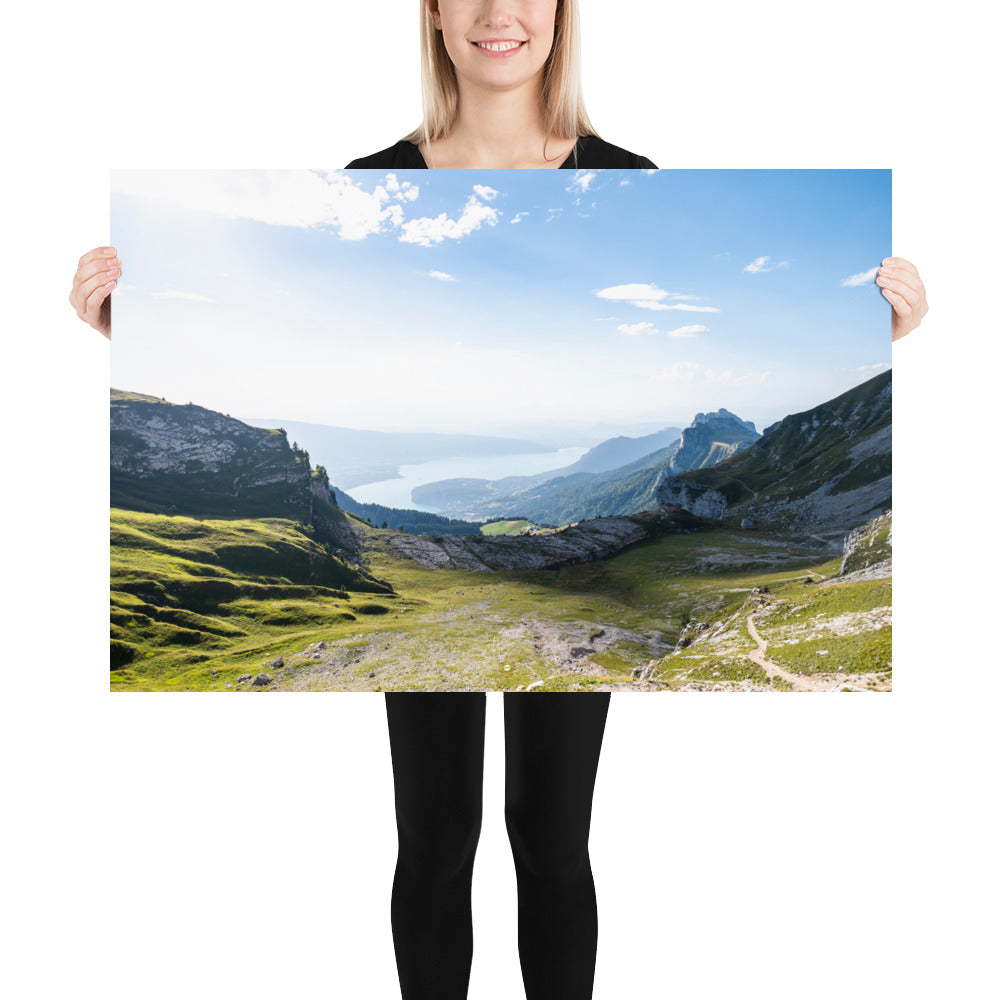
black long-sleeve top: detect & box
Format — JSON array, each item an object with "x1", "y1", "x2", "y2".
[{"x1": 345, "y1": 135, "x2": 656, "y2": 170}]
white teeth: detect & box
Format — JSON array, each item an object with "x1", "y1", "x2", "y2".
[{"x1": 476, "y1": 40, "x2": 523, "y2": 52}]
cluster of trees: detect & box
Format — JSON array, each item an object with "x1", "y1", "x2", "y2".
[{"x1": 333, "y1": 487, "x2": 485, "y2": 536}]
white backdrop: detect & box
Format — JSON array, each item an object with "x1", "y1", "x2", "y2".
[{"x1": 2, "y1": 2, "x2": 996, "y2": 998}]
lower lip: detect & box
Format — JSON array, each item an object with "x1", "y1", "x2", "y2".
[{"x1": 470, "y1": 41, "x2": 527, "y2": 59}]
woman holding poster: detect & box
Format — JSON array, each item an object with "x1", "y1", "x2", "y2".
[{"x1": 70, "y1": 2, "x2": 927, "y2": 999}]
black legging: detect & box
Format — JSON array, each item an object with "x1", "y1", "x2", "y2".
[{"x1": 385, "y1": 691, "x2": 611, "y2": 1000}]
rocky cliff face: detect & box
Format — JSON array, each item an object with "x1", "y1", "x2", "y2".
[
  {"x1": 112, "y1": 402, "x2": 293, "y2": 482},
  {"x1": 836, "y1": 510, "x2": 892, "y2": 581},
  {"x1": 384, "y1": 509, "x2": 708, "y2": 572},
  {"x1": 111, "y1": 390, "x2": 314, "y2": 518},
  {"x1": 109, "y1": 390, "x2": 382, "y2": 583},
  {"x1": 656, "y1": 481, "x2": 729, "y2": 519},
  {"x1": 667, "y1": 409, "x2": 759, "y2": 475},
  {"x1": 654, "y1": 370, "x2": 892, "y2": 538}
]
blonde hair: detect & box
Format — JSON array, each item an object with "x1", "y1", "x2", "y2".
[{"x1": 402, "y1": 0, "x2": 598, "y2": 156}]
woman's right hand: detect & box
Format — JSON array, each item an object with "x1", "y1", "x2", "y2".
[{"x1": 69, "y1": 246, "x2": 120, "y2": 340}]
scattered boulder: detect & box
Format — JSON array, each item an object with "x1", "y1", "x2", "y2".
[{"x1": 632, "y1": 660, "x2": 657, "y2": 680}]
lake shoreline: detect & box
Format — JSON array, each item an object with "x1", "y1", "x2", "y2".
[{"x1": 347, "y1": 446, "x2": 589, "y2": 513}]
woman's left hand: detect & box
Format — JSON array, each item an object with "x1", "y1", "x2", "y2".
[{"x1": 878, "y1": 258, "x2": 928, "y2": 342}]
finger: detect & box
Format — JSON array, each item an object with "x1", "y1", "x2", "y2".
[
  {"x1": 879, "y1": 273, "x2": 928, "y2": 321},
  {"x1": 73, "y1": 251, "x2": 121, "y2": 287},
  {"x1": 83, "y1": 278, "x2": 116, "y2": 326},
  {"x1": 73, "y1": 273, "x2": 111, "y2": 320},
  {"x1": 78, "y1": 254, "x2": 121, "y2": 285},
  {"x1": 72, "y1": 258, "x2": 121, "y2": 307},
  {"x1": 881, "y1": 256, "x2": 919, "y2": 278},
  {"x1": 71, "y1": 248, "x2": 118, "y2": 306},
  {"x1": 76, "y1": 261, "x2": 122, "y2": 307},
  {"x1": 879, "y1": 262, "x2": 924, "y2": 294},
  {"x1": 880, "y1": 259, "x2": 926, "y2": 300},
  {"x1": 77, "y1": 246, "x2": 117, "y2": 269},
  {"x1": 880, "y1": 286, "x2": 912, "y2": 319},
  {"x1": 876, "y1": 274, "x2": 922, "y2": 302}
]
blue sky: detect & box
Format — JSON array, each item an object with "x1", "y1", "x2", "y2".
[{"x1": 111, "y1": 168, "x2": 890, "y2": 439}]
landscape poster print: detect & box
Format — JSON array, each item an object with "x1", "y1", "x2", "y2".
[{"x1": 110, "y1": 169, "x2": 892, "y2": 693}]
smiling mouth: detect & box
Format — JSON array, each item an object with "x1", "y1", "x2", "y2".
[{"x1": 471, "y1": 39, "x2": 527, "y2": 53}]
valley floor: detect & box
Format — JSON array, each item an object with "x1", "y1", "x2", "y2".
[{"x1": 112, "y1": 521, "x2": 891, "y2": 693}]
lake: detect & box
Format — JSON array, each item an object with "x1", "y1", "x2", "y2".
[{"x1": 348, "y1": 446, "x2": 588, "y2": 512}]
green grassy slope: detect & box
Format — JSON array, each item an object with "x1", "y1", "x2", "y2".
[
  {"x1": 110, "y1": 508, "x2": 393, "y2": 686},
  {"x1": 480, "y1": 519, "x2": 535, "y2": 536},
  {"x1": 112, "y1": 519, "x2": 890, "y2": 693}
]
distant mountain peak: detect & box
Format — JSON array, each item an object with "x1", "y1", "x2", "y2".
[
  {"x1": 692, "y1": 408, "x2": 758, "y2": 436},
  {"x1": 667, "y1": 409, "x2": 760, "y2": 476}
]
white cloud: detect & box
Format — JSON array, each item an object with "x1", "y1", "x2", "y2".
[
  {"x1": 617, "y1": 322, "x2": 658, "y2": 336},
  {"x1": 856, "y1": 362, "x2": 891, "y2": 374},
  {"x1": 633, "y1": 301, "x2": 719, "y2": 313},
  {"x1": 642, "y1": 169, "x2": 657, "y2": 176},
  {"x1": 594, "y1": 282, "x2": 719, "y2": 314},
  {"x1": 473, "y1": 184, "x2": 499, "y2": 202},
  {"x1": 151, "y1": 290, "x2": 214, "y2": 302},
  {"x1": 841, "y1": 266, "x2": 880, "y2": 287},
  {"x1": 383, "y1": 174, "x2": 419, "y2": 200},
  {"x1": 546, "y1": 208, "x2": 563, "y2": 223},
  {"x1": 510, "y1": 211, "x2": 529, "y2": 224},
  {"x1": 427, "y1": 270, "x2": 456, "y2": 282},
  {"x1": 398, "y1": 193, "x2": 500, "y2": 247},
  {"x1": 380, "y1": 203, "x2": 405, "y2": 229},
  {"x1": 744, "y1": 256, "x2": 790, "y2": 274},
  {"x1": 595, "y1": 283, "x2": 670, "y2": 303},
  {"x1": 111, "y1": 169, "x2": 410, "y2": 241},
  {"x1": 619, "y1": 179, "x2": 631, "y2": 186},
  {"x1": 568, "y1": 170, "x2": 597, "y2": 194},
  {"x1": 567, "y1": 171, "x2": 599, "y2": 206},
  {"x1": 653, "y1": 362, "x2": 769, "y2": 385},
  {"x1": 614, "y1": 321, "x2": 706, "y2": 338}
]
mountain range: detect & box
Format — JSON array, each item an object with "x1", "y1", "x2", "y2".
[
  {"x1": 654, "y1": 369, "x2": 891, "y2": 537},
  {"x1": 412, "y1": 408, "x2": 759, "y2": 525},
  {"x1": 111, "y1": 368, "x2": 890, "y2": 546}
]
